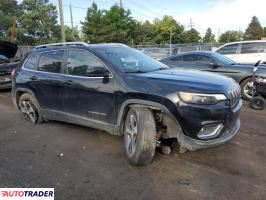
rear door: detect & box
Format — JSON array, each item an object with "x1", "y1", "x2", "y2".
[
  {"x1": 62, "y1": 49, "x2": 115, "y2": 124},
  {"x1": 25, "y1": 50, "x2": 66, "y2": 112}
]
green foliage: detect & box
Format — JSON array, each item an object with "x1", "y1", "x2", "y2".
[
  {"x1": 264, "y1": 27, "x2": 266, "y2": 37},
  {"x1": 65, "y1": 26, "x2": 80, "y2": 42},
  {"x1": 183, "y1": 28, "x2": 201, "y2": 43},
  {"x1": 0, "y1": 0, "x2": 21, "y2": 41},
  {"x1": 219, "y1": 31, "x2": 243, "y2": 43},
  {"x1": 203, "y1": 28, "x2": 215, "y2": 43},
  {"x1": 18, "y1": 0, "x2": 60, "y2": 45},
  {"x1": 244, "y1": 16, "x2": 264, "y2": 40}
]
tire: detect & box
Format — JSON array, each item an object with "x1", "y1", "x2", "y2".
[
  {"x1": 240, "y1": 78, "x2": 253, "y2": 101},
  {"x1": 123, "y1": 107, "x2": 156, "y2": 166},
  {"x1": 250, "y1": 96, "x2": 265, "y2": 110},
  {"x1": 18, "y1": 93, "x2": 43, "y2": 124}
]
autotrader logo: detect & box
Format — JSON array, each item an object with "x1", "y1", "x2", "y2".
[{"x1": 0, "y1": 188, "x2": 54, "y2": 200}]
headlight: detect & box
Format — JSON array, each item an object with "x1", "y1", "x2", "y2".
[{"x1": 179, "y1": 92, "x2": 227, "y2": 104}]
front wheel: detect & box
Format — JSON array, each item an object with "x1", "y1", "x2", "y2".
[
  {"x1": 240, "y1": 78, "x2": 254, "y2": 101},
  {"x1": 123, "y1": 107, "x2": 156, "y2": 166}
]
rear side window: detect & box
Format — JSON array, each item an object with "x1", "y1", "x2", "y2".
[
  {"x1": 217, "y1": 44, "x2": 238, "y2": 55},
  {"x1": 183, "y1": 54, "x2": 197, "y2": 62},
  {"x1": 37, "y1": 50, "x2": 64, "y2": 73},
  {"x1": 66, "y1": 50, "x2": 107, "y2": 77},
  {"x1": 241, "y1": 42, "x2": 266, "y2": 54},
  {"x1": 170, "y1": 55, "x2": 183, "y2": 61},
  {"x1": 23, "y1": 54, "x2": 39, "y2": 70}
]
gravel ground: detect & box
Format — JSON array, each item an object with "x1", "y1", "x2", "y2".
[{"x1": 0, "y1": 90, "x2": 265, "y2": 200}]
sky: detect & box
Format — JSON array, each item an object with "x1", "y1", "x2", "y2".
[{"x1": 18, "y1": 0, "x2": 266, "y2": 38}]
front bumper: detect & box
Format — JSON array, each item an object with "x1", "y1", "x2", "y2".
[{"x1": 179, "y1": 118, "x2": 240, "y2": 151}]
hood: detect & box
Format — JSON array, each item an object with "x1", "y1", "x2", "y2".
[
  {"x1": 125, "y1": 69, "x2": 237, "y2": 97},
  {"x1": 0, "y1": 41, "x2": 18, "y2": 59}
]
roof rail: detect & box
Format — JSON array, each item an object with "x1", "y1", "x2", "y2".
[{"x1": 35, "y1": 42, "x2": 89, "y2": 49}]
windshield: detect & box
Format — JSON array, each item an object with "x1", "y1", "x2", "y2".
[
  {"x1": 211, "y1": 52, "x2": 236, "y2": 65},
  {"x1": 94, "y1": 46, "x2": 169, "y2": 73}
]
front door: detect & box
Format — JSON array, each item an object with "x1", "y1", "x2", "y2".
[{"x1": 62, "y1": 49, "x2": 115, "y2": 124}]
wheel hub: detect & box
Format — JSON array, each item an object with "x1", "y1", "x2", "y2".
[
  {"x1": 125, "y1": 114, "x2": 138, "y2": 156},
  {"x1": 21, "y1": 100, "x2": 36, "y2": 123}
]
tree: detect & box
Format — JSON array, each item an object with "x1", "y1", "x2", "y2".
[
  {"x1": 153, "y1": 16, "x2": 184, "y2": 44},
  {"x1": 244, "y1": 16, "x2": 264, "y2": 40},
  {"x1": 264, "y1": 27, "x2": 266, "y2": 37},
  {"x1": 0, "y1": 0, "x2": 21, "y2": 41},
  {"x1": 82, "y1": 2, "x2": 105, "y2": 43},
  {"x1": 203, "y1": 27, "x2": 215, "y2": 43},
  {"x1": 18, "y1": 0, "x2": 60, "y2": 45},
  {"x1": 65, "y1": 26, "x2": 80, "y2": 42},
  {"x1": 219, "y1": 31, "x2": 243, "y2": 43},
  {"x1": 101, "y1": 5, "x2": 135, "y2": 43},
  {"x1": 183, "y1": 28, "x2": 201, "y2": 43}
]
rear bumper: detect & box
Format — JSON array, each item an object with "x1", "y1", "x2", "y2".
[
  {"x1": 0, "y1": 75, "x2": 12, "y2": 89},
  {"x1": 179, "y1": 118, "x2": 240, "y2": 151}
]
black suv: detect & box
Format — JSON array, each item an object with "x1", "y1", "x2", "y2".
[{"x1": 12, "y1": 43, "x2": 242, "y2": 165}]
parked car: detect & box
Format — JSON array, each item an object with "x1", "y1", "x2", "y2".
[
  {"x1": 161, "y1": 51, "x2": 266, "y2": 100},
  {"x1": 12, "y1": 42, "x2": 242, "y2": 165},
  {"x1": 216, "y1": 40, "x2": 266, "y2": 64},
  {"x1": 0, "y1": 41, "x2": 21, "y2": 89}
]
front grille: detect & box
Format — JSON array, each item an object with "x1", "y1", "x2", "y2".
[{"x1": 228, "y1": 82, "x2": 241, "y2": 107}]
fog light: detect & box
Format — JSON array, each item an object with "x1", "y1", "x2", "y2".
[{"x1": 197, "y1": 124, "x2": 223, "y2": 140}]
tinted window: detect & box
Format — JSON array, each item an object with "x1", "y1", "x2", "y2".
[
  {"x1": 23, "y1": 54, "x2": 39, "y2": 70},
  {"x1": 170, "y1": 55, "x2": 183, "y2": 61},
  {"x1": 37, "y1": 50, "x2": 64, "y2": 73},
  {"x1": 241, "y1": 42, "x2": 266, "y2": 54},
  {"x1": 195, "y1": 54, "x2": 213, "y2": 63},
  {"x1": 183, "y1": 54, "x2": 196, "y2": 62},
  {"x1": 217, "y1": 44, "x2": 238, "y2": 55},
  {"x1": 67, "y1": 50, "x2": 107, "y2": 77}
]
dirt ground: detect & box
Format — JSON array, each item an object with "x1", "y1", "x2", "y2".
[{"x1": 0, "y1": 90, "x2": 265, "y2": 200}]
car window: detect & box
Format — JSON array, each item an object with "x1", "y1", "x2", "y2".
[
  {"x1": 183, "y1": 54, "x2": 197, "y2": 62},
  {"x1": 217, "y1": 44, "x2": 238, "y2": 55},
  {"x1": 241, "y1": 42, "x2": 266, "y2": 54},
  {"x1": 195, "y1": 54, "x2": 213, "y2": 63},
  {"x1": 170, "y1": 55, "x2": 183, "y2": 61},
  {"x1": 37, "y1": 50, "x2": 64, "y2": 73},
  {"x1": 66, "y1": 50, "x2": 107, "y2": 77},
  {"x1": 23, "y1": 54, "x2": 39, "y2": 70}
]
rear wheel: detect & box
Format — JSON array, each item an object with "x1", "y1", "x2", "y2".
[
  {"x1": 123, "y1": 107, "x2": 156, "y2": 166},
  {"x1": 240, "y1": 78, "x2": 253, "y2": 101},
  {"x1": 250, "y1": 96, "x2": 265, "y2": 110},
  {"x1": 19, "y1": 93, "x2": 43, "y2": 124}
]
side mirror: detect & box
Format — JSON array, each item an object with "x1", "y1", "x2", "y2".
[
  {"x1": 209, "y1": 62, "x2": 220, "y2": 68},
  {"x1": 103, "y1": 71, "x2": 112, "y2": 83}
]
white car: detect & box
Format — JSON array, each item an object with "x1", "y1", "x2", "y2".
[{"x1": 216, "y1": 40, "x2": 266, "y2": 64}]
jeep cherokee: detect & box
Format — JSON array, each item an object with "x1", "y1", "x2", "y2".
[{"x1": 12, "y1": 43, "x2": 242, "y2": 165}]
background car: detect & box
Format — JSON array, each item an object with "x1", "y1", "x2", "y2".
[
  {"x1": 160, "y1": 51, "x2": 266, "y2": 100},
  {"x1": 216, "y1": 40, "x2": 266, "y2": 64},
  {"x1": 0, "y1": 40, "x2": 21, "y2": 89}
]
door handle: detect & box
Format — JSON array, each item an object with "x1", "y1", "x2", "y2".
[
  {"x1": 29, "y1": 76, "x2": 38, "y2": 81},
  {"x1": 64, "y1": 80, "x2": 73, "y2": 85}
]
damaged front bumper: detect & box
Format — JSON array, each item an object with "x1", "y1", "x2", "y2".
[{"x1": 179, "y1": 118, "x2": 240, "y2": 151}]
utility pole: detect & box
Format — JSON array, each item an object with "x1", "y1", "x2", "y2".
[
  {"x1": 189, "y1": 18, "x2": 194, "y2": 29},
  {"x1": 119, "y1": 0, "x2": 123, "y2": 8},
  {"x1": 10, "y1": 16, "x2": 16, "y2": 42},
  {"x1": 70, "y1": 3, "x2": 73, "y2": 29},
  {"x1": 58, "y1": 0, "x2": 66, "y2": 42},
  {"x1": 169, "y1": 28, "x2": 172, "y2": 55}
]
